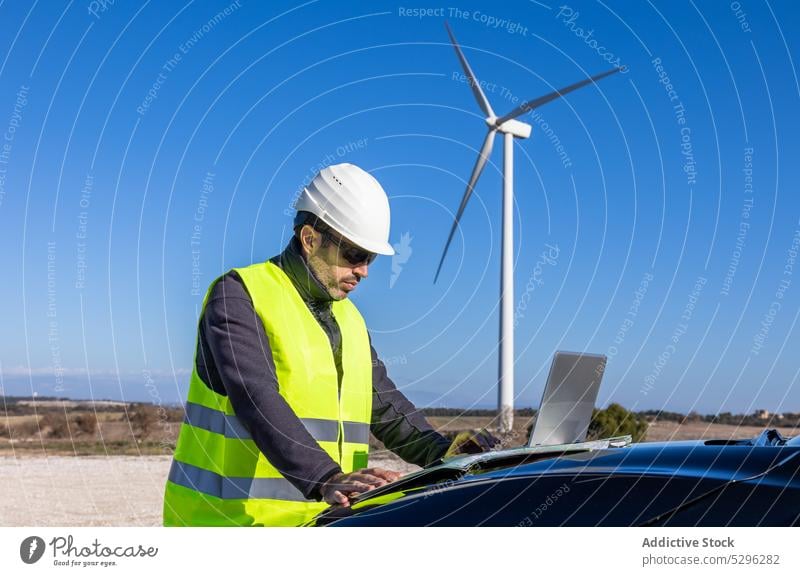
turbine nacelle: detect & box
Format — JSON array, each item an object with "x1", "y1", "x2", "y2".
[{"x1": 493, "y1": 117, "x2": 532, "y2": 139}]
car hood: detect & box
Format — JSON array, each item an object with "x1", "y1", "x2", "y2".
[{"x1": 310, "y1": 430, "x2": 800, "y2": 526}]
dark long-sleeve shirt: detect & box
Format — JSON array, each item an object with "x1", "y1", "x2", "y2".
[{"x1": 194, "y1": 237, "x2": 450, "y2": 501}]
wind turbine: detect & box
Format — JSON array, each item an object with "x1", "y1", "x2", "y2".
[{"x1": 435, "y1": 22, "x2": 621, "y2": 434}]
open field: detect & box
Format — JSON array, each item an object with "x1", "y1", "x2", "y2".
[
  {"x1": 1, "y1": 415, "x2": 797, "y2": 526},
  {"x1": 638, "y1": 420, "x2": 799, "y2": 442}
]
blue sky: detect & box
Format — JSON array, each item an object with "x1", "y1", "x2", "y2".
[{"x1": 0, "y1": 0, "x2": 799, "y2": 415}]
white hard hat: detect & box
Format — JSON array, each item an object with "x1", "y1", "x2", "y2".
[{"x1": 295, "y1": 163, "x2": 395, "y2": 256}]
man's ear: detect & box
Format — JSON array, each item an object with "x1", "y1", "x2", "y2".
[{"x1": 299, "y1": 224, "x2": 316, "y2": 255}]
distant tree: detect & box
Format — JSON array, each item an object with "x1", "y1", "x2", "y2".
[
  {"x1": 422, "y1": 407, "x2": 536, "y2": 418},
  {"x1": 588, "y1": 403, "x2": 648, "y2": 443},
  {"x1": 682, "y1": 411, "x2": 702, "y2": 424},
  {"x1": 712, "y1": 412, "x2": 733, "y2": 424},
  {"x1": 637, "y1": 409, "x2": 685, "y2": 423}
]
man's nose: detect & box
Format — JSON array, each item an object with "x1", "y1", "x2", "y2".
[{"x1": 353, "y1": 263, "x2": 369, "y2": 279}]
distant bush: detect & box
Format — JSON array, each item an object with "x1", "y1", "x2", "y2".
[
  {"x1": 73, "y1": 412, "x2": 98, "y2": 436},
  {"x1": 39, "y1": 412, "x2": 72, "y2": 439},
  {"x1": 128, "y1": 404, "x2": 160, "y2": 439},
  {"x1": 164, "y1": 406, "x2": 185, "y2": 422},
  {"x1": 588, "y1": 403, "x2": 648, "y2": 443}
]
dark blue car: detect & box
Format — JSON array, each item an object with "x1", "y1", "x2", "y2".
[{"x1": 310, "y1": 430, "x2": 800, "y2": 526}]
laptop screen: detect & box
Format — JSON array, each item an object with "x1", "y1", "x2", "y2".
[{"x1": 528, "y1": 352, "x2": 607, "y2": 447}]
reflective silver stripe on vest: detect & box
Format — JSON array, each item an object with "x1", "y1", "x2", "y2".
[
  {"x1": 168, "y1": 459, "x2": 311, "y2": 502},
  {"x1": 184, "y1": 402, "x2": 252, "y2": 439},
  {"x1": 343, "y1": 421, "x2": 370, "y2": 444},
  {"x1": 184, "y1": 402, "x2": 353, "y2": 444},
  {"x1": 299, "y1": 417, "x2": 339, "y2": 443}
]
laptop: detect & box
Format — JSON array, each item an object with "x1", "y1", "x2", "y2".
[{"x1": 527, "y1": 351, "x2": 607, "y2": 447}]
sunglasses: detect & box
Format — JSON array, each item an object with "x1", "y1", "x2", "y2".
[{"x1": 318, "y1": 228, "x2": 377, "y2": 266}]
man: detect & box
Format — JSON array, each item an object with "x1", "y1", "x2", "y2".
[{"x1": 163, "y1": 163, "x2": 497, "y2": 526}]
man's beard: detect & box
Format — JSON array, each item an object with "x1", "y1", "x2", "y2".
[{"x1": 307, "y1": 252, "x2": 347, "y2": 300}]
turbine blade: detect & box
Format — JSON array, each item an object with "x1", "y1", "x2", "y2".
[
  {"x1": 445, "y1": 21, "x2": 495, "y2": 118},
  {"x1": 434, "y1": 130, "x2": 496, "y2": 283},
  {"x1": 497, "y1": 67, "x2": 622, "y2": 125}
]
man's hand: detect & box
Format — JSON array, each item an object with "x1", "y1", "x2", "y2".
[
  {"x1": 360, "y1": 467, "x2": 402, "y2": 483},
  {"x1": 444, "y1": 429, "x2": 501, "y2": 459},
  {"x1": 320, "y1": 467, "x2": 402, "y2": 507}
]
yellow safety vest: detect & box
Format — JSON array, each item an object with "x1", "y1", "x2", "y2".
[{"x1": 163, "y1": 261, "x2": 373, "y2": 526}]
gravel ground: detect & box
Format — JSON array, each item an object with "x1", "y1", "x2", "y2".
[
  {"x1": 0, "y1": 455, "x2": 173, "y2": 526},
  {"x1": 0, "y1": 454, "x2": 419, "y2": 526}
]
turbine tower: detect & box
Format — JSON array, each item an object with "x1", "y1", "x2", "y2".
[{"x1": 435, "y1": 23, "x2": 621, "y2": 434}]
